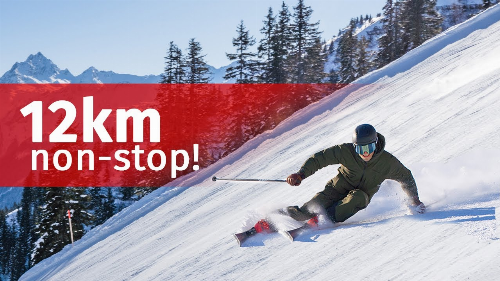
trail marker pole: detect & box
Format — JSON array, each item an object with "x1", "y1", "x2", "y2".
[{"x1": 67, "y1": 210, "x2": 74, "y2": 245}]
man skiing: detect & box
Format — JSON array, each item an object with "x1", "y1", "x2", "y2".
[{"x1": 253, "y1": 124, "x2": 426, "y2": 235}]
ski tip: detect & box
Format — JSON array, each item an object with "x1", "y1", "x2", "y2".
[
  {"x1": 279, "y1": 230, "x2": 295, "y2": 242},
  {"x1": 234, "y1": 232, "x2": 250, "y2": 247},
  {"x1": 233, "y1": 234, "x2": 242, "y2": 246}
]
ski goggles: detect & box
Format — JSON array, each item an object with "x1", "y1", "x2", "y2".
[{"x1": 354, "y1": 142, "x2": 376, "y2": 155}]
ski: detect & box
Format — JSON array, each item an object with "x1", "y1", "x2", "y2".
[
  {"x1": 235, "y1": 217, "x2": 323, "y2": 246},
  {"x1": 233, "y1": 227, "x2": 258, "y2": 246},
  {"x1": 234, "y1": 219, "x2": 280, "y2": 246},
  {"x1": 235, "y1": 223, "x2": 313, "y2": 246},
  {"x1": 281, "y1": 223, "x2": 312, "y2": 242}
]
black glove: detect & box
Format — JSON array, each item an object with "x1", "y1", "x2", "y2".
[
  {"x1": 414, "y1": 202, "x2": 426, "y2": 214},
  {"x1": 286, "y1": 173, "x2": 303, "y2": 186},
  {"x1": 410, "y1": 197, "x2": 426, "y2": 214}
]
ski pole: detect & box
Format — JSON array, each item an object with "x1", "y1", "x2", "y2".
[{"x1": 212, "y1": 176, "x2": 286, "y2": 183}]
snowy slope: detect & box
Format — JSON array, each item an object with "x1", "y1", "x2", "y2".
[{"x1": 20, "y1": 5, "x2": 500, "y2": 281}]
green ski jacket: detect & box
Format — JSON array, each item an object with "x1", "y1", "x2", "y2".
[{"x1": 298, "y1": 133, "x2": 420, "y2": 204}]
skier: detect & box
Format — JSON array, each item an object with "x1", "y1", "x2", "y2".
[{"x1": 253, "y1": 124, "x2": 426, "y2": 234}]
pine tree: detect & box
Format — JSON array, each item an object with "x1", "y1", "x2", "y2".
[
  {"x1": 224, "y1": 20, "x2": 260, "y2": 83},
  {"x1": 9, "y1": 229, "x2": 24, "y2": 281},
  {"x1": 103, "y1": 188, "x2": 115, "y2": 222},
  {"x1": 89, "y1": 187, "x2": 106, "y2": 226},
  {"x1": 267, "y1": 1, "x2": 293, "y2": 83},
  {"x1": 377, "y1": 0, "x2": 406, "y2": 67},
  {"x1": 185, "y1": 39, "x2": 211, "y2": 84},
  {"x1": 288, "y1": 0, "x2": 322, "y2": 83},
  {"x1": 420, "y1": 0, "x2": 443, "y2": 45},
  {"x1": 32, "y1": 188, "x2": 68, "y2": 264},
  {"x1": 401, "y1": 0, "x2": 442, "y2": 52},
  {"x1": 355, "y1": 36, "x2": 372, "y2": 78},
  {"x1": 10, "y1": 187, "x2": 38, "y2": 279},
  {"x1": 336, "y1": 20, "x2": 358, "y2": 83},
  {"x1": 0, "y1": 211, "x2": 15, "y2": 276},
  {"x1": 257, "y1": 7, "x2": 276, "y2": 82},
  {"x1": 303, "y1": 37, "x2": 327, "y2": 83},
  {"x1": 120, "y1": 187, "x2": 135, "y2": 201},
  {"x1": 377, "y1": 0, "x2": 395, "y2": 67},
  {"x1": 161, "y1": 41, "x2": 186, "y2": 84}
]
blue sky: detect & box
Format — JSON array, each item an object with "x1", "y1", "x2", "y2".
[{"x1": 0, "y1": 0, "x2": 386, "y2": 76}]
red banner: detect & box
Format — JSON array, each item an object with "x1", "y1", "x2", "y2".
[{"x1": 0, "y1": 83, "x2": 344, "y2": 187}]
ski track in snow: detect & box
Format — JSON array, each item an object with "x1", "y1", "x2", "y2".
[{"x1": 20, "y1": 5, "x2": 500, "y2": 281}]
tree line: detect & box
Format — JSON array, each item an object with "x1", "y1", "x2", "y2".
[
  {"x1": 161, "y1": 0, "x2": 327, "y2": 85},
  {"x1": 334, "y1": 0, "x2": 496, "y2": 84},
  {"x1": 160, "y1": 0, "x2": 483, "y2": 86}
]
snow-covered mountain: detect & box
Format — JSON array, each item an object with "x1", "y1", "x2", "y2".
[
  {"x1": 0, "y1": 52, "x2": 233, "y2": 84},
  {"x1": 0, "y1": 52, "x2": 161, "y2": 84},
  {"x1": 71, "y1": 66, "x2": 160, "y2": 84},
  {"x1": 0, "y1": 52, "x2": 74, "y2": 84},
  {"x1": 20, "y1": 4, "x2": 500, "y2": 281}
]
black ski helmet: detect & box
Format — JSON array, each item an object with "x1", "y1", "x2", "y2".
[{"x1": 352, "y1": 124, "x2": 378, "y2": 145}]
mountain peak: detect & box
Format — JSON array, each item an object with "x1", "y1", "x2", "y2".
[
  {"x1": 25, "y1": 52, "x2": 56, "y2": 68},
  {"x1": 0, "y1": 52, "x2": 68, "y2": 83},
  {"x1": 27, "y1": 51, "x2": 47, "y2": 59},
  {"x1": 23, "y1": 52, "x2": 60, "y2": 74},
  {"x1": 83, "y1": 66, "x2": 99, "y2": 73}
]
